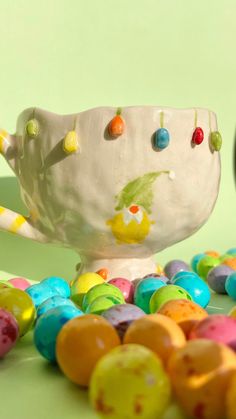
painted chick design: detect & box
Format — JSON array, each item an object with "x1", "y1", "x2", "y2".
[{"x1": 106, "y1": 171, "x2": 171, "y2": 244}]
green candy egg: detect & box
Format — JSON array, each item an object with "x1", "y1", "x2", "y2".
[
  {"x1": 197, "y1": 255, "x2": 220, "y2": 280},
  {"x1": 82, "y1": 283, "x2": 125, "y2": 311},
  {"x1": 210, "y1": 131, "x2": 222, "y2": 151},
  {"x1": 149, "y1": 285, "x2": 193, "y2": 313},
  {"x1": 25, "y1": 119, "x2": 39, "y2": 138},
  {"x1": 85, "y1": 295, "x2": 121, "y2": 315}
]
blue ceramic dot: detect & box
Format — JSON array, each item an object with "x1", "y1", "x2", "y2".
[
  {"x1": 191, "y1": 253, "x2": 206, "y2": 273},
  {"x1": 34, "y1": 305, "x2": 83, "y2": 362},
  {"x1": 225, "y1": 273, "x2": 236, "y2": 300},
  {"x1": 154, "y1": 128, "x2": 170, "y2": 150},
  {"x1": 174, "y1": 274, "x2": 211, "y2": 308},
  {"x1": 37, "y1": 295, "x2": 76, "y2": 317},
  {"x1": 226, "y1": 248, "x2": 236, "y2": 256},
  {"x1": 42, "y1": 276, "x2": 70, "y2": 298},
  {"x1": 26, "y1": 283, "x2": 59, "y2": 309},
  {"x1": 134, "y1": 278, "x2": 167, "y2": 313}
]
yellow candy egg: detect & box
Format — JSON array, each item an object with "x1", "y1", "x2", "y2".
[
  {"x1": 0, "y1": 288, "x2": 36, "y2": 336},
  {"x1": 229, "y1": 306, "x2": 236, "y2": 318},
  {"x1": 226, "y1": 371, "x2": 236, "y2": 419},
  {"x1": 70, "y1": 272, "x2": 105, "y2": 307},
  {"x1": 90, "y1": 344, "x2": 171, "y2": 419}
]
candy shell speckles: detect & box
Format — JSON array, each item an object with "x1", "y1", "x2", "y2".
[{"x1": 0, "y1": 308, "x2": 19, "y2": 357}]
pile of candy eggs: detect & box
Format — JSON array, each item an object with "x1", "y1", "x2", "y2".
[{"x1": 0, "y1": 247, "x2": 236, "y2": 418}]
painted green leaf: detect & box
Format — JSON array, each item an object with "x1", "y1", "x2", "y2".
[{"x1": 115, "y1": 171, "x2": 169, "y2": 214}]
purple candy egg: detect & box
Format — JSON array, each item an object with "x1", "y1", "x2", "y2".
[
  {"x1": 207, "y1": 265, "x2": 235, "y2": 294},
  {"x1": 164, "y1": 260, "x2": 190, "y2": 280},
  {"x1": 102, "y1": 304, "x2": 145, "y2": 340}
]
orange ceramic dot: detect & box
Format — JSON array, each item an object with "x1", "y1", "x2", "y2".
[
  {"x1": 167, "y1": 339, "x2": 236, "y2": 419},
  {"x1": 96, "y1": 268, "x2": 109, "y2": 280},
  {"x1": 226, "y1": 371, "x2": 236, "y2": 419},
  {"x1": 108, "y1": 115, "x2": 125, "y2": 138},
  {"x1": 205, "y1": 250, "x2": 220, "y2": 258},
  {"x1": 123, "y1": 313, "x2": 186, "y2": 365},
  {"x1": 56, "y1": 314, "x2": 120, "y2": 387},
  {"x1": 158, "y1": 299, "x2": 208, "y2": 337},
  {"x1": 223, "y1": 257, "x2": 236, "y2": 270}
]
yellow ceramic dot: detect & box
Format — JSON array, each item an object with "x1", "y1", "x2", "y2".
[
  {"x1": 63, "y1": 131, "x2": 79, "y2": 153},
  {"x1": 0, "y1": 130, "x2": 8, "y2": 153},
  {"x1": 71, "y1": 272, "x2": 105, "y2": 307},
  {"x1": 0, "y1": 288, "x2": 36, "y2": 336},
  {"x1": 25, "y1": 119, "x2": 39, "y2": 138},
  {"x1": 90, "y1": 344, "x2": 171, "y2": 419}
]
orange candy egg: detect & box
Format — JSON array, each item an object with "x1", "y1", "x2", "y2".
[
  {"x1": 205, "y1": 250, "x2": 220, "y2": 258},
  {"x1": 123, "y1": 313, "x2": 186, "y2": 365},
  {"x1": 223, "y1": 257, "x2": 236, "y2": 270},
  {"x1": 167, "y1": 339, "x2": 236, "y2": 419},
  {"x1": 226, "y1": 372, "x2": 236, "y2": 419},
  {"x1": 56, "y1": 314, "x2": 121, "y2": 387},
  {"x1": 158, "y1": 299, "x2": 208, "y2": 337}
]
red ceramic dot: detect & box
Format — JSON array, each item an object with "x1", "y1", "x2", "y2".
[
  {"x1": 129, "y1": 205, "x2": 139, "y2": 214},
  {"x1": 192, "y1": 127, "x2": 204, "y2": 145}
]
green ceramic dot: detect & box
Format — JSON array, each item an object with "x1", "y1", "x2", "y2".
[
  {"x1": 82, "y1": 283, "x2": 125, "y2": 311},
  {"x1": 25, "y1": 119, "x2": 39, "y2": 138},
  {"x1": 210, "y1": 131, "x2": 222, "y2": 151},
  {"x1": 197, "y1": 255, "x2": 220, "y2": 280},
  {"x1": 149, "y1": 285, "x2": 193, "y2": 313},
  {"x1": 85, "y1": 295, "x2": 121, "y2": 315}
]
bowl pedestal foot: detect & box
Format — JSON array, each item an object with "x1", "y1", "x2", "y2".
[{"x1": 75, "y1": 256, "x2": 158, "y2": 282}]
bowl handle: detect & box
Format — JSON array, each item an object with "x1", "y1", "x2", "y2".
[{"x1": 0, "y1": 130, "x2": 48, "y2": 243}]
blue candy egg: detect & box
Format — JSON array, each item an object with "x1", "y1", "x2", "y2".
[
  {"x1": 41, "y1": 276, "x2": 70, "y2": 298},
  {"x1": 134, "y1": 277, "x2": 167, "y2": 313},
  {"x1": 37, "y1": 295, "x2": 76, "y2": 317},
  {"x1": 171, "y1": 270, "x2": 198, "y2": 284},
  {"x1": 153, "y1": 128, "x2": 170, "y2": 150},
  {"x1": 26, "y1": 283, "x2": 59, "y2": 309},
  {"x1": 191, "y1": 253, "x2": 206, "y2": 273},
  {"x1": 174, "y1": 274, "x2": 210, "y2": 308},
  {"x1": 225, "y1": 273, "x2": 236, "y2": 300},
  {"x1": 226, "y1": 248, "x2": 236, "y2": 256},
  {"x1": 34, "y1": 305, "x2": 83, "y2": 362}
]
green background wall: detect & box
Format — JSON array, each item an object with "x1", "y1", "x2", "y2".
[{"x1": 0, "y1": 0, "x2": 235, "y2": 281}]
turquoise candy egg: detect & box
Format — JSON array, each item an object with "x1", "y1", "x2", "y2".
[
  {"x1": 34, "y1": 305, "x2": 83, "y2": 362},
  {"x1": 191, "y1": 253, "x2": 206, "y2": 273},
  {"x1": 225, "y1": 273, "x2": 236, "y2": 300},
  {"x1": 173, "y1": 274, "x2": 211, "y2": 308},
  {"x1": 42, "y1": 276, "x2": 70, "y2": 298},
  {"x1": 171, "y1": 270, "x2": 197, "y2": 284},
  {"x1": 153, "y1": 128, "x2": 170, "y2": 150},
  {"x1": 227, "y1": 248, "x2": 236, "y2": 256},
  {"x1": 134, "y1": 278, "x2": 167, "y2": 313},
  {"x1": 26, "y1": 283, "x2": 60, "y2": 309},
  {"x1": 37, "y1": 296, "x2": 76, "y2": 317}
]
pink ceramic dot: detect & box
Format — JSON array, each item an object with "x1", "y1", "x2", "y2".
[
  {"x1": 0, "y1": 308, "x2": 19, "y2": 357},
  {"x1": 189, "y1": 314, "x2": 236, "y2": 350},
  {"x1": 8, "y1": 277, "x2": 31, "y2": 291},
  {"x1": 108, "y1": 277, "x2": 134, "y2": 303}
]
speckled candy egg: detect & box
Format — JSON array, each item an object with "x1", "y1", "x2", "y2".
[
  {"x1": 0, "y1": 308, "x2": 19, "y2": 357},
  {"x1": 0, "y1": 280, "x2": 13, "y2": 290},
  {"x1": 164, "y1": 260, "x2": 190, "y2": 280},
  {"x1": 90, "y1": 344, "x2": 171, "y2": 419},
  {"x1": 108, "y1": 278, "x2": 134, "y2": 303},
  {"x1": 189, "y1": 315, "x2": 236, "y2": 350},
  {"x1": 34, "y1": 305, "x2": 82, "y2": 362},
  {"x1": 70, "y1": 272, "x2": 105, "y2": 307},
  {"x1": 85, "y1": 295, "x2": 121, "y2": 315},
  {"x1": 8, "y1": 277, "x2": 31, "y2": 291},
  {"x1": 225, "y1": 273, "x2": 236, "y2": 299},
  {"x1": 207, "y1": 265, "x2": 234, "y2": 294},
  {"x1": 143, "y1": 273, "x2": 169, "y2": 283},
  {"x1": 102, "y1": 304, "x2": 145, "y2": 340},
  {"x1": 124, "y1": 314, "x2": 186, "y2": 365},
  {"x1": 173, "y1": 273, "x2": 210, "y2": 308},
  {"x1": 0, "y1": 288, "x2": 36, "y2": 336},
  {"x1": 227, "y1": 248, "x2": 236, "y2": 257},
  {"x1": 82, "y1": 283, "x2": 125, "y2": 312},
  {"x1": 42, "y1": 276, "x2": 70, "y2": 298},
  {"x1": 167, "y1": 339, "x2": 236, "y2": 419},
  {"x1": 149, "y1": 285, "x2": 193, "y2": 313},
  {"x1": 134, "y1": 277, "x2": 167, "y2": 313},
  {"x1": 171, "y1": 270, "x2": 196, "y2": 283},
  {"x1": 226, "y1": 371, "x2": 236, "y2": 419},
  {"x1": 197, "y1": 255, "x2": 220, "y2": 280},
  {"x1": 56, "y1": 315, "x2": 121, "y2": 387},
  {"x1": 26, "y1": 282, "x2": 60, "y2": 309},
  {"x1": 223, "y1": 257, "x2": 236, "y2": 270},
  {"x1": 158, "y1": 299, "x2": 208, "y2": 336},
  {"x1": 37, "y1": 295, "x2": 76, "y2": 317}
]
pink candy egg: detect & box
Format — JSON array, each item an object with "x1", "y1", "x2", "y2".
[
  {"x1": 8, "y1": 277, "x2": 31, "y2": 291},
  {"x1": 0, "y1": 308, "x2": 19, "y2": 357},
  {"x1": 108, "y1": 277, "x2": 134, "y2": 303},
  {"x1": 189, "y1": 314, "x2": 236, "y2": 350}
]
